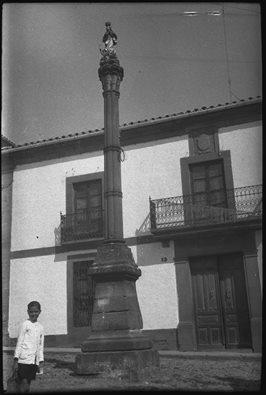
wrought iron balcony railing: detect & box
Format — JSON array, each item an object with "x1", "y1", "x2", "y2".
[
  {"x1": 60, "y1": 209, "x2": 104, "y2": 243},
  {"x1": 150, "y1": 184, "x2": 262, "y2": 232}
]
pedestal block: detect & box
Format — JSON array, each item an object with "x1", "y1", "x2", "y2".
[
  {"x1": 88, "y1": 242, "x2": 144, "y2": 333},
  {"x1": 75, "y1": 242, "x2": 159, "y2": 374}
]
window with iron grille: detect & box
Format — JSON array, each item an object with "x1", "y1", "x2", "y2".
[
  {"x1": 73, "y1": 261, "x2": 94, "y2": 327},
  {"x1": 61, "y1": 173, "x2": 104, "y2": 243}
]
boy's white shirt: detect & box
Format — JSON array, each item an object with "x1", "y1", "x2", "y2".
[{"x1": 14, "y1": 319, "x2": 44, "y2": 365}]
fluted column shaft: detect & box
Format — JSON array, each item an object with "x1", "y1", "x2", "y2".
[
  {"x1": 103, "y1": 88, "x2": 123, "y2": 242},
  {"x1": 99, "y1": 62, "x2": 124, "y2": 243}
]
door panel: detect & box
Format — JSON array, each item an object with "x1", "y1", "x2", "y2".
[
  {"x1": 191, "y1": 256, "x2": 225, "y2": 349},
  {"x1": 219, "y1": 271, "x2": 240, "y2": 346},
  {"x1": 218, "y1": 254, "x2": 252, "y2": 348},
  {"x1": 191, "y1": 254, "x2": 252, "y2": 350}
]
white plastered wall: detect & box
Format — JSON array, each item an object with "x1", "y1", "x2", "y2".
[
  {"x1": 122, "y1": 136, "x2": 189, "y2": 238},
  {"x1": 136, "y1": 263, "x2": 178, "y2": 330},
  {"x1": 11, "y1": 135, "x2": 189, "y2": 251},
  {"x1": 219, "y1": 121, "x2": 262, "y2": 290},
  {"x1": 11, "y1": 152, "x2": 104, "y2": 252},
  {"x1": 9, "y1": 243, "x2": 178, "y2": 336},
  {"x1": 9, "y1": 255, "x2": 67, "y2": 337},
  {"x1": 120, "y1": 136, "x2": 187, "y2": 329},
  {"x1": 218, "y1": 121, "x2": 262, "y2": 187},
  {"x1": 132, "y1": 241, "x2": 178, "y2": 330},
  {"x1": 9, "y1": 135, "x2": 187, "y2": 338}
]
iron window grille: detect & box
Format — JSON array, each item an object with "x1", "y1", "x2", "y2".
[{"x1": 73, "y1": 261, "x2": 94, "y2": 327}]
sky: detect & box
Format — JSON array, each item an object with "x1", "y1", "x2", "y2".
[{"x1": 2, "y1": 2, "x2": 262, "y2": 145}]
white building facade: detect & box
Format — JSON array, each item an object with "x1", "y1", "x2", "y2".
[{"x1": 2, "y1": 97, "x2": 262, "y2": 351}]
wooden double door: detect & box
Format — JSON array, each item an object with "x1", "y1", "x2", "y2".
[{"x1": 191, "y1": 253, "x2": 252, "y2": 349}]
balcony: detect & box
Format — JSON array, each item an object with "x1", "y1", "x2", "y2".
[
  {"x1": 60, "y1": 209, "x2": 103, "y2": 243},
  {"x1": 149, "y1": 184, "x2": 262, "y2": 234}
]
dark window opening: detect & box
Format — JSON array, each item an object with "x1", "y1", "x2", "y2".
[{"x1": 73, "y1": 261, "x2": 94, "y2": 327}]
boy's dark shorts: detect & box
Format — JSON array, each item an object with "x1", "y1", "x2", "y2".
[{"x1": 18, "y1": 363, "x2": 38, "y2": 382}]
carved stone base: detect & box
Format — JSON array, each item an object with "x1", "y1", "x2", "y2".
[
  {"x1": 88, "y1": 243, "x2": 143, "y2": 331},
  {"x1": 75, "y1": 242, "x2": 159, "y2": 374}
]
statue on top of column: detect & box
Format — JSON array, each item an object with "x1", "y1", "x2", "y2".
[{"x1": 100, "y1": 22, "x2": 118, "y2": 57}]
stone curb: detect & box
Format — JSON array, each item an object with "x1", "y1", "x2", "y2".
[
  {"x1": 158, "y1": 350, "x2": 262, "y2": 361},
  {"x1": 3, "y1": 347, "x2": 261, "y2": 361}
]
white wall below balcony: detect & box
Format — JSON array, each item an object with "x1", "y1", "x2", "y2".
[
  {"x1": 8, "y1": 244, "x2": 178, "y2": 338},
  {"x1": 132, "y1": 240, "x2": 178, "y2": 330},
  {"x1": 136, "y1": 261, "x2": 178, "y2": 330}
]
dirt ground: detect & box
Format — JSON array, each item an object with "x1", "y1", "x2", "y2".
[{"x1": 3, "y1": 351, "x2": 262, "y2": 392}]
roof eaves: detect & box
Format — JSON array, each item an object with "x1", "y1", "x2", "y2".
[
  {"x1": 2, "y1": 128, "x2": 105, "y2": 154},
  {"x1": 1, "y1": 96, "x2": 261, "y2": 153},
  {"x1": 120, "y1": 96, "x2": 262, "y2": 130}
]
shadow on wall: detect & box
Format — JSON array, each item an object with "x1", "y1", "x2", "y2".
[
  {"x1": 54, "y1": 224, "x2": 61, "y2": 246},
  {"x1": 134, "y1": 212, "x2": 179, "y2": 350},
  {"x1": 137, "y1": 212, "x2": 151, "y2": 234},
  {"x1": 135, "y1": 212, "x2": 154, "y2": 267}
]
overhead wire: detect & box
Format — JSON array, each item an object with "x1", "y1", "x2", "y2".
[
  {"x1": 216, "y1": 3, "x2": 260, "y2": 15},
  {"x1": 180, "y1": 5, "x2": 248, "y2": 101},
  {"x1": 221, "y1": 4, "x2": 241, "y2": 101},
  {"x1": 173, "y1": 9, "x2": 259, "y2": 17},
  {"x1": 147, "y1": 6, "x2": 257, "y2": 101}
]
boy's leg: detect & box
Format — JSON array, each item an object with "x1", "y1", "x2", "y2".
[{"x1": 20, "y1": 378, "x2": 30, "y2": 393}]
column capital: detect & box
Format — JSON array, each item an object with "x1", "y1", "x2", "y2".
[{"x1": 98, "y1": 56, "x2": 124, "y2": 92}]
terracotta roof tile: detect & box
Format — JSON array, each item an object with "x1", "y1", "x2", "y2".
[{"x1": 2, "y1": 96, "x2": 262, "y2": 151}]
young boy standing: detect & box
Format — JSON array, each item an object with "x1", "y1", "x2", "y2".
[{"x1": 12, "y1": 301, "x2": 44, "y2": 393}]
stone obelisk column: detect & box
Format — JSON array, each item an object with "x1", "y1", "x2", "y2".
[{"x1": 75, "y1": 23, "x2": 158, "y2": 374}]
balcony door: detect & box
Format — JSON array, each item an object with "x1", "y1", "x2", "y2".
[
  {"x1": 189, "y1": 160, "x2": 227, "y2": 223},
  {"x1": 191, "y1": 253, "x2": 252, "y2": 349},
  {"x1": 73, "y1": 179, "x2": 103, "y2": 237}
]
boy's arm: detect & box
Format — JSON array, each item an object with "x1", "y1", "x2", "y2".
[
  {"x1": 38, "y1": 327, "x2": 44, "y2": 362},
  {"x1": 14, "y1": 321, "x2": 26, "y2": 360}
]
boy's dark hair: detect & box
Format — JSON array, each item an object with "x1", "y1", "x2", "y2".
[{"x1": 27, "y1": 301, "x2": 41, "y2": 310}]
